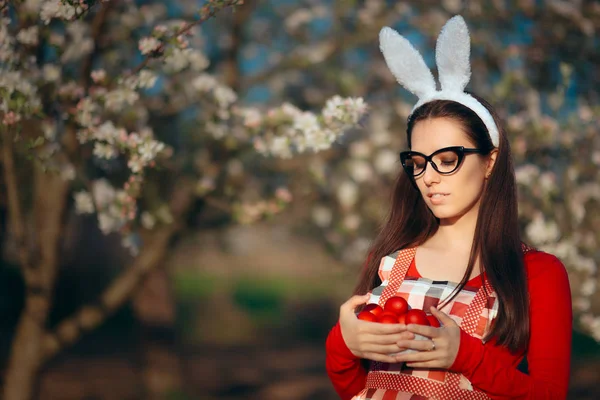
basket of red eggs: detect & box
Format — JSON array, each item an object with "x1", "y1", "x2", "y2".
[{"x1": 357, "y1": 296, "x2": 441, "y2": 356}]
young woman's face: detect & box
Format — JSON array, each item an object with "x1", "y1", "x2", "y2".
[{"x1": 410, "y1": 117, "x2": 496, "y2": 224}]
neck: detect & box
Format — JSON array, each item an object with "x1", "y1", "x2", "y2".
[{"x1": 431, "y1": 202, "x2": 480, "y2": 252}]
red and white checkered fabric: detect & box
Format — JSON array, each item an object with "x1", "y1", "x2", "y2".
[{"x1": 352, "y1": 245, "x2": 533, "y2": 400}]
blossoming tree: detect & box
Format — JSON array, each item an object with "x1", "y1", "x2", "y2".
[
  {"x1": 0, "y1": 0, "x2": 367, "y2": 398},
  {"x1": 1, "y1": 0, "x2": 599, "y2": 398}
]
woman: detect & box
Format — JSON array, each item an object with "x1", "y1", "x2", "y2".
[{"x1": 325, "y1": 16, "x2": 572, "y2": 400}]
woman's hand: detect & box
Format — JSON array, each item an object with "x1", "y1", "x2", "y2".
[
  {"x1": 393, "y1": 306, "x2": 461, "y2": 368},
  {"x1": 339, "y1": 294, "x2": 415, "y2": 363}
]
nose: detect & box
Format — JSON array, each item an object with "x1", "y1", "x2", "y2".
[{"x1": 422, "y1": 161, "x2": 441, "y2": 186}]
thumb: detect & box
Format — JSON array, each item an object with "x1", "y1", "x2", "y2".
[
  {"x1": 430, "y1": 306, "x2": 457, "y2": 326},
  {"x1": 342, "y1": 293, "x2": 371, "y2": 313}
]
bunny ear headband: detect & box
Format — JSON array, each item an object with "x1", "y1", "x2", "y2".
[{"x1": 379, "y1": 15, "x2": 500, "y2": 147}]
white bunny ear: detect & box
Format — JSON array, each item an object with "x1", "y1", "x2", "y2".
[
  {"x1": 379, "y1": 27, "x2": 436, "y2": 99},
  {"x1": 435, "y1": 15, "x2": 471, "y2": 92}
]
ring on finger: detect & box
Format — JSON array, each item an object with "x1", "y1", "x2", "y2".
[{"x1": 428, "y1": 340, "x2": 436, "y2": 351}]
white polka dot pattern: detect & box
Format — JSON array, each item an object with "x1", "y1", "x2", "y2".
[
  {"x1": 377, "y1": 247, "x2": 417, "y2": 307},
  {"x1": 366, "y1": 372, "x2": 490, "y2": 399},
  {"x1": 363, "y1": 246, "x2": 535, "y2": 399}
]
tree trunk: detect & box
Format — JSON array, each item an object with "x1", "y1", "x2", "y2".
[
  {"x1": 2, "y1": 165, "x2": 70, "y2": 400},
  {"x1": 133, "y1": 268, "x2": 184, "y2": 399}
]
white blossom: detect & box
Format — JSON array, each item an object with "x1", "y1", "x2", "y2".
[
  {"x1": 141, "y1": 211, "x2": 156, "y2": 229},
  {"x1": 16, "y1": 26, "x2": 39, "y2": 46},
  {"x1": 374, "y1": 149, "x2": 399, "y2": 175},
  {"x1": 138, "y1": 70, "x2": 158, "y2": 89},
  {"x1": 98, "y1": 212, "x2": 121, "y2": 234},
  {"x1": 515, "y1": 164, "x2": 540, "y2": 186},
  {"x1": 91, "y1": 69, "x2": 106, "y2": 83},
  {"x1": 187, "y1": 50, "x2": 209, "y2": 71},
  {"x1": 337, "y1": 181, "x2": 359, "y2": 209},
  {"x1": 525, "y1": 213, "x2": 560, "y2": 245},
  {"x1": 192, "y1": 74, "x2": 218, "y2": 92},
  {"x1": 92, "y1": 179, "x2": 116, "y2": 209},
  {"x1": 348, "y1": 160, "x2": 373, "y2": 183},
  {"x1": 285, "y1": 9, "x2": 314, "y2": 32},
  {"x1": 312, "y1": 206, "x2": 332, "y2": 227},
  {"x1": 60, "y1": 163, "x2": 76, "y2": 181},
  {"x1": 238, "y1": 107, "x2": 263, "y2": 128},
  {"x1": 23, "y1": 0, "x2": 43, "y2": 13},
  {"x1": 104, "y1": 88, "x2": 139, "y2": 111},
  {"x1": 349, "y1": 141, "x2": 372, "y2": 159},
  {"x1": 138, "y1": 36, "x2": 161, "y2": 55},
  {"x1": 343, "y1": 213, "x2": 362, "y2": 231},
  {"x1": 43, "y1": 64, "x2": 61, "y2": 82},
  {"x1": 74, "y1": 191, "x2": 95, "y2": 214},
  {"x1": 214, "y1": 85, "x2": 237, "y2": 108},
  {"x1": 41, "y1": 0, "x2": 76, "y2": 24},
  {"x1": 93, "y1": 142, "x2": 118, "y2": 159}
]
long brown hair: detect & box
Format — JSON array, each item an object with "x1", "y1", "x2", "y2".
[{"x1": 354, "y1": 96, "x2": 529, "y2": 353}]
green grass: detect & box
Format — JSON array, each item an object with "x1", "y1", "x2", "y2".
[{"x1": 172, "y1": 270, "x2": 335, "y2": 302}]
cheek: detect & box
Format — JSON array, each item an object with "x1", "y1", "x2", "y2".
[{"x1": 454, "y1": 165, "x2": 486, "y2": 200}]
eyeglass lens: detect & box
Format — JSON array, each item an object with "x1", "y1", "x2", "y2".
[{"x1": 405, "y1": 149, "x2": 461, "y2": 176}]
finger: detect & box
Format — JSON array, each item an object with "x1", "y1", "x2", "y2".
[
  {"x1": 406, "y1": 323, "x2": 441, "y2": 338},
  {"x1": 341, "y1": 294, "x2": 371, "y2": 313},
  {"x1": 429, "y1": 306, "x2": 457, "y2": 326},
  {"x1": 396, "y1": 338, "x2": 435, "y2": 352},
  {"x1": 361, "y1": 343, "x2": 404, "y2": 354},
  {"x1": 362, "y1": 331, "x2": 415, "y2": 345},
  {"x1": 362, "y1": 352, "x2": 401, "y2": 364},
  {"x1": 394, "y1": 349, "x2": 438, "y2": 363},
  {"x1": 365, "y1": 322, "x2": 409, "y2": 335}
]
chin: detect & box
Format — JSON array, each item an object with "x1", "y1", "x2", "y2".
[{"x1": 429, "y1": 206, "x2": 460, "y2": 220}]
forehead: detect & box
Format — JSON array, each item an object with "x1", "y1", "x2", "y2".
[{"x1": 411, "y1": 118, "x2": 473, "y2": 153}]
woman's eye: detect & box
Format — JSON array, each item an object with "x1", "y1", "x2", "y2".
[{"x1": 441, "y1": 160, "x2": 457, "y2": 166}]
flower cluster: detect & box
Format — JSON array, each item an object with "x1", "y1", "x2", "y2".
[
  {"x1": 232, "y1": 187, "x2": 293, "y2": 225},
  {"x1": 245, "y1": 96, "x2": 367, "y2": 159}
]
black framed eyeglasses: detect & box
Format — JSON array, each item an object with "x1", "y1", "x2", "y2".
[{"x1": 399, "y1": 146, "x2": 486, "y2": 178}]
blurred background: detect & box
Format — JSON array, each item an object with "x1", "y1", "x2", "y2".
[{"x1": 0, "y1": 0, "x2": 599, "y2": 399}]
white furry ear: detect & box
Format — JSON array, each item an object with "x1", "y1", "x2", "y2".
[
  {"x1": 379, "y1": 27, "x2": 436, "y2": 99},
  {"x1": 435, "y1": 15, "x2": 471, "y2": 92}
]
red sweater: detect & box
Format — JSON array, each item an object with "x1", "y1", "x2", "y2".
[{"x1": 325, "y1": 250, "x2": 573, "y2": 399}]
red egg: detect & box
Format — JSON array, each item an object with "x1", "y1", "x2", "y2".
[
  {"x1": 397, "y1": 313, "x2": 407, "y2": 325},
  {"x1": 357, "y1": 311, "x2": 378, "y2": 322},
  {"x1": 426, "y1": 314, "x2": 441, "y2": 327},
  {"x1": 378, "y1": 311, "x2": 400, "y2": 324},
  {"x1": 363, "y1": 303, "x2": 384, "y2": 317},
  {"x1": 405, "y1": 309, "x2": 430, "y2": 326},
  {"x1": 383, "y1": 296, "x2": 409, "y2": 316}
]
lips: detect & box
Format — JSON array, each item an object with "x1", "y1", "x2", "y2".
[
  {"x1": 427, "y1": 193, "x2": 449, "y2": 198},
  {"x1": 427, "y1": 193, "x2": 449, "y2": 205}
]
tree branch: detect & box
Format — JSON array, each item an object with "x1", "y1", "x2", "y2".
[
  {"x1": 222, "y1": 0, "x2": 258, "y2": 90},
  {"x1": 241, "y1": 12, "x2": 398, "y2": 89},
  {"x1": 127, "y1": 0, "x2": 244, "y2": 78},
  {"x1": 41, "y1": 179, "x2": 195, "y2": 362},
  {"x1": 1, "y1": 127, "x2": 35, "y2": 283},
  {"x1": 80, "y1": 1, "x2": 114, "y2": 89}
]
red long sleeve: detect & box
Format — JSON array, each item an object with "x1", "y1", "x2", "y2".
[
  {"x1": 450, "y1": 251, "x2": 573, "y2": 399},
  {"x1": 325, "y1": 322, "x2": 367, "y2": 400}
]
